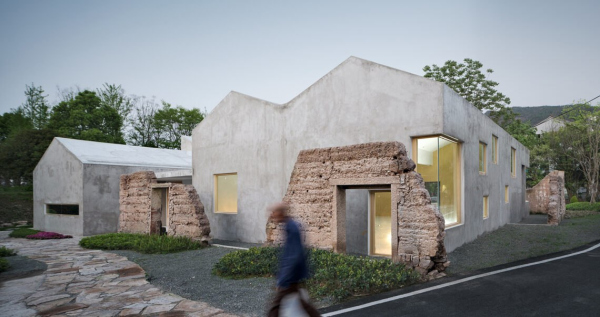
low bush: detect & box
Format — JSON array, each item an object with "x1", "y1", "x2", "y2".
[
  {"x1": 0, "y1": 258, "x2": 9, "y2": 272},
  {"x1": 0, "y1": 246, "x2": 16, "y2": 257},
  {"x1": 26, "y1": 232, "x2": 72, "y2": 239},
  {"x1": 570, "y1": 196, "x2": 579, "y2": 204},
  {"x1": 566, "y1": 202, "x2": 600, "y2": 212},
  {"x1": 9, "y1": 228, "x2": 40, "y2": 238},
  {"x1": 565, "y1": 210, "x2": 600, "y2": 219},
  {"x1": 79, "y1": 233, "x2": 205, "y2": 254},
  {"x1": 213, "y1": 247, "x2": 419, "y2": 301}
]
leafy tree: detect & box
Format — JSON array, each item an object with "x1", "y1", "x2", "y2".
[
  {"x1": 0, "y1": 128, "x2": 56, "y2": 184},
  {"x1": 423, "y1": 58, "x2": 513, "y2": 127},
  {"x1": 0, "y1": 109, "x2": 32, "y2": 142},
  {"x1": 97, "y1": 83, "x2": 132, "y2": 129},
  {"x1": 20, "y1": 83, "x2": 50, "y2": 129},
  {"x1": 49, "y1": 90, "x2": 124, "y2": 144},
  {"x1": 127, "y1": 96, "x2": 160, "y2": 147},
  {"x1": 152, "y1": 102, "x2": 204, "y2": 149}
]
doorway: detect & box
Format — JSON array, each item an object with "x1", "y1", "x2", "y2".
[
  {"x1": 150, "y1": 187, "x2": 169, "y2": 235},
  {"x1": 370, "y1": 191, "x2": 392, "y2": 256}
]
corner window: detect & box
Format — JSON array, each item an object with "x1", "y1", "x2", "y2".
[
  {"x1": 47, "y1": 204, "x2": 79, "y2": 215},
  {"x1": 483, "y1": 196, "x2": 489, "y2": 219},
  {"x1": 214, "y1": 173, "x2": 238, "y2": 213},
  {"x1": 479, "y1": 142, "x2": 487, "y2": 175},
  {"x1": 511, "y1": 148, "x2": 516, "y2": 178},
  {"x1": 505, "y1": 186, "x2": 509, "y2": 203},
  {"x1": 414, "y1": 136, "x2": 462, "y2": 227},
  {"x1": 492, "y1": 135, "x2": 498, "y2": 164}
]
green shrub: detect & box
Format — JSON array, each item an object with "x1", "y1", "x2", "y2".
[
  {"x1": 0, "y1": 246, "x2": 16, "y2": 257},
  {"x1": 213, "y1": 247, "x2": 419, "y2": 301},
  {"x1": 570, "y1": 196, "x2": 579, "y2": 204},
  {"x1": 9, "y1": 228, "x2": 40, "y2": 238},
  {"x1": 79, "y1": 233, "x2": 205, "y2": 254},
  {"x1": 566, "y1": 202, "x2": 600, "y2": 212},
  {"x1": 0, "y1": 258, "x2": 9, "y2": 272}
]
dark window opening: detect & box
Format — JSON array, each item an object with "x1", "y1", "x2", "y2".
[{"x1": 47, "y1": 204, "x2": 79, "y2": 215}]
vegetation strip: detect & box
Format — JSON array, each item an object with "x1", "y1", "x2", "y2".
[{"x1": 79, "y1": 233, "x2": 205, "y2": 254}]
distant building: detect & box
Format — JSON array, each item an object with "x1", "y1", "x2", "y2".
[{"x1": 534, "y1": 115, "x2": 564, "y2": 135}]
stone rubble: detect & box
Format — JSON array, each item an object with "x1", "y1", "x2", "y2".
[
  {"x1": 0, "y1": 237, "x2": 236, "y2": 317},
  {"x1": 526, "y1": 170, "x2": 566, "y2": 225}
]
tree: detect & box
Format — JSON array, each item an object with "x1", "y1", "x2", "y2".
[
  {"x1": 0, "y1": 109, "x2": 32, "y2": 142},
  {"x1": 20, "y1": 83, "x2": 50, "y2": 129},
  {"x1": 552, "y1": 102, "x2": 600, "y2": 203},
  {"x1": 423, "y1": 58, "x2": 514, "y2": 127},
  {"x1": 97, "y1": 83, "x2": 132, "y2": 130},
  {"x1": 127, "y1": 96, "x2": 160, "y2": 147},
  {"x1": 0, "y1": 128, "x2": 56, "y2": 184},
  {"x1": 151, "y1": 102, "x2": 204, "y2": 149},
  {"x1": 49, "y1": 90, "x2": 124, "y2": 144}
]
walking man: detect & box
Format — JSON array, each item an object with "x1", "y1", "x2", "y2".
[{"x1": 268, "y1": 202, "x2": 321, "y2": 317}]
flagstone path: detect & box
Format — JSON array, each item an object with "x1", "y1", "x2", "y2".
[{"x1": 0, "y1": 236, "x2": 238, "y2": 317}]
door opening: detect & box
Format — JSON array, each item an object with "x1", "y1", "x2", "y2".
[{"x1": 370, "y1": 191, "x2": 392, "y2": 256}]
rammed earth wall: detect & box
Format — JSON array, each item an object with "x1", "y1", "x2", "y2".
[
  {"x1": 266, "y1": 142, "x2": 448, "y2": 274},
  {"x1": 527, "y1": 170, "x2": 566, "y2": 225},
  {"x1": 119, "y1": 171, "x2": 210, "y2": 241}
]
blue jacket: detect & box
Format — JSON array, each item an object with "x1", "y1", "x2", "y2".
[{"x1": 276, "y1": 219, "x2": 308, "y2": 288}]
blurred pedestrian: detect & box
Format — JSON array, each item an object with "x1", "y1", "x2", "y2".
[{"x1": 268, "y1": 202, "x2": 321, "y2": 317}]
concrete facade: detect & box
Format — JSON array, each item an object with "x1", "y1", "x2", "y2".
[
  {"x1": 192, "y1": 57, "x2": 530, "y2": 252},
  {"x1": 534, "y1": 116, "x2": 565, "y2": 135},
  {"x1": 34, "y1": 138, "x2": 193, "y2": 236}
]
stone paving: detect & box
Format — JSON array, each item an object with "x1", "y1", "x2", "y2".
[{"x1": 0, "y1": 237, "x2": 238, "y2": 317}]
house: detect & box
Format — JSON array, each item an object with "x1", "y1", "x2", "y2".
[
  {"x1": 190, "y1": 56, "x2": 530, "y2": 254},
  {"x1": 33, "y1": 137, "x2": 193, "y2": 236},
  {"x1": 534, "y1": 115, "x2": 564, "y2": 135}
]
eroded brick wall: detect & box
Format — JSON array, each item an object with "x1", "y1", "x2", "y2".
[
  {"x1": 119, "y1": 171, "x2": 210, "y2": 240},
  {"x1": 266, "y1": 142, "x2": 448, "y2": 274},
  {"x1": 527, "y1": 170, "x2": 566, "y2": 225}
]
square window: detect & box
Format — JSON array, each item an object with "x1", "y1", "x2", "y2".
[
  {"x1": 214, "y1": 173, "x2": 238, "y2": 213},
  {"x1": 479, "y1": 142, "x2": 487, "y2": 174}
]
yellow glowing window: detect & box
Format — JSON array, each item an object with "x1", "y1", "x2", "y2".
[
  {"x1": 479, "y1": 142, "x2": 487, "y2": 174},
  {"x1": 483, "y1": 196, "x2": 489, "y2": 219},
  {"x1": 492, "y1": 135, "x2": 498, "y2": 164},
  {"x1": 214, "y1": 173, "x2": 238, "y2": 213},
  {"x1": 505, "y1": 186, "x2": 509, "y2": 203},
  {"x1": 511, "y1": 148, "x2": 516, "y2": 178}
]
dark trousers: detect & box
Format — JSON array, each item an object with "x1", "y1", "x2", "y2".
[{"x1": 268, "y1": 284, "x2": 321, "y2": 317}]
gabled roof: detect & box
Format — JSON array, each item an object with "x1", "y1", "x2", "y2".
[
  {"x1": 534, "y1": 115, "x2": 556, "y2": 127},
  {"x1": 55, "y1": 137, "x2": 191, "y2": 168}
]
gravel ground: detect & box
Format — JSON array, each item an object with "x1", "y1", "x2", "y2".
[
  {"x1": 112, "y1": 247, "x2": 275, "y2": 317},
  {"x1": 0, "y1": 255, "x2": 47, "y2": 282},
  {"x1": 447, "y1": 213, "x2": 600, "y2": 275}
]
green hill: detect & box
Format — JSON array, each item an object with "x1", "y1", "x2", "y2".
[{"x1": 511, "y1": 106, "x2": 567, "y2": 125}]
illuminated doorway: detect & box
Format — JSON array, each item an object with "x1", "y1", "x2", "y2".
[{"x1": 370, "y1": 191, "x2": 392, "y2": 256}]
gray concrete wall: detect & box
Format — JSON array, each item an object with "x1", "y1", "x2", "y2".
[
  {"x1": 442, "y1": 86, "x2": 530, "y2": 251},
  {"x1": 82, "y1": 165, "x2": 176, "y2": 236},
  {"x1": 33, "y1": 140, "x2": 84, "y2": 236},
  {"x1": 192, "y1": 57, "x2": 444, "y2": 243}
]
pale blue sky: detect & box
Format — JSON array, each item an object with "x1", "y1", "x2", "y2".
[{"x1": 1, "y1": 0, "x2": 599, "y2": 114}]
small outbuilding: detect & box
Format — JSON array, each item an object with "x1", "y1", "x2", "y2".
[{"x1": 33, "y1": 137, "x2": 192, "y2": 236}]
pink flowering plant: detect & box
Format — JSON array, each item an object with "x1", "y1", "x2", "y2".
[{"x1": 26, "y1": 231, "x2": 73, "y2": 240}]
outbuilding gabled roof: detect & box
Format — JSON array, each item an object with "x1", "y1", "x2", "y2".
[{"x1": 55, "y1": 137, "x2": 192, "y2": 168}]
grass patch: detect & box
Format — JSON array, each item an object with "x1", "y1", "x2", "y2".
[
  {"x1": 213, "y1": 247, "x2": 419, "y2": 302},
  {"x1": 0, "y1": 186, "x2": 33, "y2": 225},
  {"x1": 0, "y1": 246, "x2": 16, "y2": 257},
  {"x1": 566, "y1": 202, "x2": 600, "y2": 212},
  {"x1": 79, "y1": 233, "x2": 205, "y2": 254},
  {"x1": 0, "y1": 225, "x2": 32, "y2": 231},
  {"x1": 565, "y1": 210, "x2": 600, "y2": 219},
  {"x1": 9, "y1": 228, "x2": 40, "y2": 238},
  {"x1": 0, "y1": 258, "x2": 9, "y2": 272}
]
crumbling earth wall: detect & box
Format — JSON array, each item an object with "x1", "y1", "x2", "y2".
[
  {"x1": 119, "y1": 171, "x2": 210, "y2": 240},
  {"x1": 266, "y1": 142, "x2": 448, "y2": 274},
  {"x1": 527, "y1": 170, "x2": 566, "y2": 225}
]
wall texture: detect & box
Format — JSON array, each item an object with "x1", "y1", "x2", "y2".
[
  {"x1": 119, "y1": 171, "x2": 211, "y2": 240},
  {"x1": 266, "y1": 142, "x2": 448, "y2": 274},
  {"x1": 527, "y1": 171, "x2": 566, "y2": 225}
]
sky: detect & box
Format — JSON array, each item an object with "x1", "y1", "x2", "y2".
[{"x1": 1, "y1": 0, "x2": 599, "y2": 115}]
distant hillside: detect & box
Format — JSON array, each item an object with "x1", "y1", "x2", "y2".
[{"x1": 511, "y1": 106, "x2": 567, "y2": 125}]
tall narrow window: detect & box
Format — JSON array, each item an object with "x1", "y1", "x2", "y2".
[
  {"x1": 479, "y1": 142, "x2": 487, "y2": 174},
  {"x1": 214, "y1": 173, "x2": 238, "y2": 213},
  {"x1": 505, "y1": 186, "x2": 509, "y2": 203},
  {"x1": 511, "y1": 148, "x2": 516, "y2": 178},
  {"x1": 414, "y1": 136, "x2": 461, "y2": 227},
  {"x1": 483, "y1": 196, "x2": 489, "y2": 219},
  {"x1": 492, "y1": 135, "x2": 498, "y2": 164}
]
